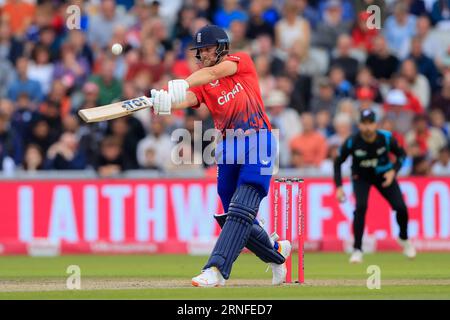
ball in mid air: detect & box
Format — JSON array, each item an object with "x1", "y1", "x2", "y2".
[{"x1": 111, "y1": 43, "x2": 123, "y2": 55}]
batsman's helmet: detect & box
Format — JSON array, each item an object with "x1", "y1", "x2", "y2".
[{"x1": 190, "y1": 25, "x2": 230, "y2": 64}]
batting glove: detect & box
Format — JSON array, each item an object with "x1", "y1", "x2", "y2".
[
  {"x1": 150, "y1": 89, "x2": 171, "y2": 115},
  {"x1": 168, "y1": 79, "x2": 189, "y2": 104}
]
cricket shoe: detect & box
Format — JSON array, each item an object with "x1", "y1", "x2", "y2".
[
  {"x1": 191, "y1": 267, "x2": 226, "y2": 287},
  {"x1": 398, "y1": 239, "x2": 416, "y2": 259},
  {"x1": 270, "y1": 240, "x2": 292, "y2": 285},
  {"x1": 349, "y1": 249, "x2": 363, "y2": 264}
]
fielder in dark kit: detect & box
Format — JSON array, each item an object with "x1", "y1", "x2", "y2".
[{"x1": 334, "y1": 109, "x2": 416, "y2": 263}]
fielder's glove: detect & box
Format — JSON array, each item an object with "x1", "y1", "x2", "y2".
[
  {"x1": 150, "y1": 89, "x2": 171, "y2": 115},
  {"x1": 168, "y1": 79, "x2": 189, "y2": 104}
]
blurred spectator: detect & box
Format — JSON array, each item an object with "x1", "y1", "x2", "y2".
[
  {"x1": 136, "y1": 118, "x2": 173, "y2": 170},
  {"x1": 411, "y1": 155, "x2": 431, "y2": 175},
  {"x1": 383, "y1": 1, "x2": 417, "y2": 59},
  {"x1": 7, "y1": 56, "x2": 43, "y2": 104},
  {"x1": 213, "y1": 0, "x2": 248, "y2": 29},
  {"x1": 431, "y1": 145, "x2": 450, "y2": 175},
  {"x1": 0, "y1": 19, "x2": 24, "y2": 65},
  {"x1": 21, "y1": 144, "x2": 44, "y2": 171},
  {"x1": 107, "y1": 116, "x2": 145, "y2": 169},
  {"x1": 229, "y1": 20, "x2": 250, "y2": 51},
  {"x1": 429, "y1": 108, "x2": 450, "y2": 139},
  {"x1": 11, "y1": 93, "x2": 40, "y2": 145},
  {"x1": 296, "y1": 0, "x2": 320, "y2": 30},
  {"x1": 1, "y1": 0, "x2": 36, "y2": 37},
  {"x1": 282, "y1": 54, "x2": 312, "y2": 113},
  {"x1": 87, "y1": 0, "x2": 132, "y2": 52},
  {"x1": 265, "y1": 90, "x2": 301, "y2": 167},
  {"x1": 94, "y1": 136, "x2": 130, "y2": 177},
  {"x1": 255, "y1": 55, "x2": 276, "y2": 102},
  {"x1": 246, "y1": 0, "x2": 274, "y2": 39},
  {"x1": 67, "y1": 29, "x2": 95, "y2": 69},
  {"x1": 316, "y1": 109, "x2": 334, "y2": 138},
  {"x1": 27, "y1": 44, "x2": 54, "y2": 95},
  {"x1": 366, "y1": 35, "x2": 400, "y2": 82},
  {"x1": 400, "y1": 58, "x2": 431, "y2": 109},
  {"x1": 329, "y1": 65, "x2": 353, "y2": 98},
  {"x1": 327, "y1": 112, "x2": 353, "y2": 147},
  {"x1": 252, "y1": 34, "x2": 285, "y2": 76},
  {"x1": 53, "y1": 43, "x2": 90, "y2": 91},
  {"x1": 44, "y1": 132, "x2": 86, "y2": 170},
  {"x1": 407, "y1": 36, "x2": 440, "y2": 92},
  {"x1": 0, "y1": 110, "x2": 22, "y2": 167},
  {"x1": 379, "y1": 116, "x2": 406, "y2": 147},
  {"x1": 405, "y1": 113, "x2": 447, "y2": 158},
  {"x1": 430, "y1": 73, "x2": 450, "y2": 122},
  {"x1": 351, "y1": 11, "x2": 379, "y2": 53},
  {"x1": 275, "y1": 0, "x2": 310, "y2": 55},
  {"x1": 310, "y1": 77, "x2": 339, "y2": 115},
  {"x1": 330, "y1": 34, "x2": 360, "y2": 84},
  {"x1": 383, "y1": 88, "x2": 417, "y2": 134},
  {"x1": 289, "y1": 112, "x2": 328, "y2": 167},
  {"x1": 336, "y1": 98, "x2": 358, "y2": 124},
  {"x1": 317, "y1": 0, "x2": 355, "y2": 23},
  {"x1": 430, "y1": 0, "x2": 450, "y2": 27},
  {"x1": 354, "y1": 67, "x2": 383, "y2": 103},
  {"x1": 406, "y1": 15, "x2": 446, "y2": 61},
  {"x1": 313, "y1": 0, "x2": 352, "y2": 51},
  {"x1": 90, "y1": 57, "x2": 122, "y2": 106},
  {"x1": 355, "y1": 87, "x2": 384, "y2": 121},
  {"x1": 28, "y1": 117, "x2": 55, "y2": 155},
  {"x1": 0, "y1": 55, "x2": 14, "y2": 99}
]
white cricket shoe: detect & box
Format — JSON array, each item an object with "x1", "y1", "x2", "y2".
[
  {"x1": 349, "y1": 249, "x2": 363, "y2": 264},
  {"x1": 398, "y1": 239, "x2": 416, "y2": 259},
  {"x1": 191, "y1": 267, "x2": 226, "y2": 287},
  {"x1": 270, "y1": 240, "x2": 292, "y2": 285}
]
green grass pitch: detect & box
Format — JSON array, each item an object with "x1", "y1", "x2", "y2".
[{"x1": 0, "y1": 253, "x2": 449, "y2": 299}]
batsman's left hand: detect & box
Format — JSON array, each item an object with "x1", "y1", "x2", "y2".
[
  {"x1": 168, "y1": 79, "x2": 189, "y2": 104},
  {"x1": 382, "y1": 169, "x2": 396, "y2": 188}
]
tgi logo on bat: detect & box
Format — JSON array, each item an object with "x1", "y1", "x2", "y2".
[{"x1": 121, "y1": 97, "x2": 150, "y2": 111}]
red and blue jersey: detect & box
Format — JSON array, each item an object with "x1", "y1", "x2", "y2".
[{"x1": 189, "y1": 52, "x2": 272, "y2": 134}]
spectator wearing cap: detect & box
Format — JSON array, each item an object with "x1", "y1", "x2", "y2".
[
  {"x1": 289, "y1": 112, "x2": 328, "y2": 168},
  {"x1": 310, "y1": 77, "x2": 339, "y2": 116},
  {"x1": 405, "y1": 113, "x2": 447, "y2": 159},
  {"x1": 383, "y1": 88, "x2": 416, "y2": 134},
  {"x1": 400, "y1": 59, "x2": 431, "y2": 109},
  {"x1": 365, "y1": 35, "x2": 400, "y2": 82},
  {"x1": 314, "y1": 0, "x2": 352, "y2": 51},
  {"x1": 431, "y1": 145, "x2": 450, "y2": 175},
  {"x1": 7, "y1": 56, "x2": 43, "y2": 105},
  {"x1": 351, "y1": 10, "x2": 379, "y2": 53},
  {"x1": 275, "y1": 0, "x2": 311, "y2": 55},
  {"x1": 330, "y1": 34, "x2": 360, "y2": 84},
  {"x1": 355, "y1": 86, "x2": 384, "y2": 121},
  {"x1": 213, "y1": 0, "x2": 248, "y2": 30},
  {"x1": 383, "y1": 1, "x2": 417, "y2": 59},
  {"x1": 431, "y1": 73, "x2": 450, "y2": 122},
  {"x1": 265, "y1": 90, "x2": 302, "y2": 168}
]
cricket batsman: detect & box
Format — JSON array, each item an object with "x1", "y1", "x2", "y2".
[
  {"x1": 334, "y1": 109, "x2": 417, "y2": 263},
  {"x1": 150, "y1": 25, "x2": 291, "y2": 286}
]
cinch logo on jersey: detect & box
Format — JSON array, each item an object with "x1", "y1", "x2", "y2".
[{"x1": 218, "y1": 83, "x2": 244, "y2": 105}]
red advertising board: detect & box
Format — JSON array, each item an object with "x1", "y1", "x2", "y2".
[{"x1": 0, "y1": 177, "x2": 449, "y2": 255}]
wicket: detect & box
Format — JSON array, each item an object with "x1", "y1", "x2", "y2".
[{"x1": 273, "y1": 178, "x2": 305, "y2": 284}]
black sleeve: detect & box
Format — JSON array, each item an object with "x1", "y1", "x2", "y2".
[
  {"x1": 389, "y1": 136, "x2": 406, "y2": 173},
  {"x1": 334, "y1": 137, "x2": 353, "y2": 187}
]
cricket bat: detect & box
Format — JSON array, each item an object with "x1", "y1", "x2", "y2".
[{"x1": 78, "y1": 96, "x2": 153, "y2": 123}]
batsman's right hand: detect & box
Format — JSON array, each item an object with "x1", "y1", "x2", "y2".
[{"x1": 150, "y1": 89, "x2": 171, "y2": 115}]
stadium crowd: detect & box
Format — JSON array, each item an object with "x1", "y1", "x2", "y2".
[{"x1": 0, "y1": 0, "x2": 449, "y2": 177}]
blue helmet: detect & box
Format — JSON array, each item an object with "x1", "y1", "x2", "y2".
[{"x1": 190, "y1": 25, "x2": 230, "y2": 64}]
